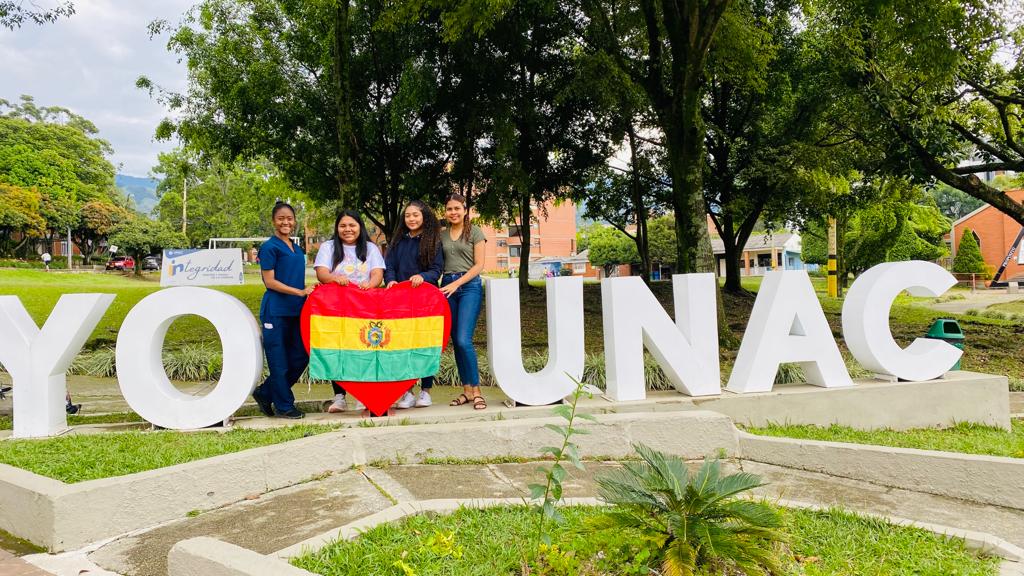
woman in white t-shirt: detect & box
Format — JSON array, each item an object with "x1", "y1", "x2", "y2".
[{"x1": 313, "y1": 210, "x2": 386, "y2": 413}]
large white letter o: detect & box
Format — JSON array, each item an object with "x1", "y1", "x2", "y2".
[{"x1": 116, "y1": 287, "x2": 262, "y2": 429}]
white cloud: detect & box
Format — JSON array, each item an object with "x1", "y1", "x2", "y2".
[{"x1": 0, "y1": 0, "x2": 194, "y2": 176}]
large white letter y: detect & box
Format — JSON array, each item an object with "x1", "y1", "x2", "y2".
[{"x1": 0, "y1": 294, "x2": 114, "y2": 438}]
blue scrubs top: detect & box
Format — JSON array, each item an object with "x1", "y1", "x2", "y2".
[{"x1": 259, "y1": 236, "x2": 307, "y2": 318}]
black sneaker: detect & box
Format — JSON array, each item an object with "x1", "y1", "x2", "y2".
[
  {"x1": 275, "y1": 408, "x2": 305, "y2": 419},
  {"x1": 252, "y1": 391, "x2": 274, "y2": 417}
]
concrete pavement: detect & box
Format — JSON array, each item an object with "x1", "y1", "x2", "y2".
[{"x1": 69, "y1": 459, "x2": 1024, "y2": 576}]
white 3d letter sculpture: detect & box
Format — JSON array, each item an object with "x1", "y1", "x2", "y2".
[
  {"x1": 486, "y1": 276, "x2": 583, "y2": 405},
  {"x1": 728, "y1": 270, "x2": 852, "y2": 393},
  {"x1": 116, "y1": 287, "x2": 262, "y2": 429},
  {"x1": 842, "y1": 261, "x2": 960, "y2": 381},
  {"x1": 0, "y1": 294, "x2": 114, "y2": 438},
  {"x1": 603, "y1": 274, "x2": 720, "y2": 401}
]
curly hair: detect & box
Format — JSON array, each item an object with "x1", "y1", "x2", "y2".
[{"x1": 390, "y1": 200, "x2": 441, "y2": 269}]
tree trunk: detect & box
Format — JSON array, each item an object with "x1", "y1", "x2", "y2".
[
  {"x1": 332, "y1": 0, "x2": 358, "y2": 208},
  {"x1": 626, "y1": 126, "x2": 652, "y2": 283},
  {"x1": 517, "y1": 191, "x2": 531, "y2": 290},
  {"x1": 723, "y1": 240, "x2": 741, "y2": 292},
  {"x1": 665, "y1": 87, "x2": 707, "y2": 275}
]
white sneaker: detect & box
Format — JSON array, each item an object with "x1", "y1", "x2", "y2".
[
  {"x1": 353, "y1": 398, "x2": 365, "y2": 411},
  {"x1": 395, "y1": 391, "x2": 416, "y2": 409},
  {"x1": 327, "y1": 394, "x2": 346, "y2": 413},
  {"x1": 414, "y1": 390, "x2": 432, "y2": 408}
]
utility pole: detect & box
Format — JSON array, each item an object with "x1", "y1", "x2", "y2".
[
  {"x1": 66, "y1": 226, "x2": 72, "y2": 270},
  {"x1": 827, "y1": 217, "x2": 838, "y2": 298}
]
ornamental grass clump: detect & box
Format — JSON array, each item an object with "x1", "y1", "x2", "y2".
[{"x1": 591, "y1": 445, "x2": 787, "y2": 576}]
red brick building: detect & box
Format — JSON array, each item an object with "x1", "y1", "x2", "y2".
[
  {"x1": 476, "y1": 200, "x2": 579, "y2": 274},
  {"x1": 951, "y1": 188, "x2": 1024, "y2": 282}
]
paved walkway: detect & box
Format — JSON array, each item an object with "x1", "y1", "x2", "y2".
[
  {"x1": 924, "y1": 290, "x2": 1024, "y2": 315},
  {"x1": 58, "y1": 460, "x2": 1024, "y2": 576}
]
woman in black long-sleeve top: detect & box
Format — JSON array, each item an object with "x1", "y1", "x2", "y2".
[{"x1": 385, "y1": 199, "x2": 444, "y2": 408}]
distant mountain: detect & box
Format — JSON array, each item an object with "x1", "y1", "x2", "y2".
[{"x1": 115, "y1": 174, "x2": 160, "y2": 215}]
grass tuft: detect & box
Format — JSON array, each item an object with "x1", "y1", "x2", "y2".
[
  {"x1": 744, "y1": 421, "x2": 1024, "y2": 458},
  {"x1": 0, "y1": 424, "x2": 338, "y2": 483},
  {"x1": 290, "y1": 505, "x2": 997, "y2": 576}
]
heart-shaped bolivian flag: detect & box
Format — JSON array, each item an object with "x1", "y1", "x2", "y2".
[{"x1": 300, "y1": 282, "x2": 452, "y2": 415}]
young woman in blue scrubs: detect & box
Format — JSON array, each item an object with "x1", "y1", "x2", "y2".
[{"x1": 252, "y1": 202, "x2": 314, "y2": 419}]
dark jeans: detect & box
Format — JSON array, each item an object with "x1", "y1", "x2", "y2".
[
  {"x1": 442, "y1": 274, "x2": 483, "y2": 386},
  {"x1": 256, "y1": 314, "x2": 308, "y2": 413}
]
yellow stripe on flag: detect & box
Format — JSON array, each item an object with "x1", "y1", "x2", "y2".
[{"x1": 310, "y1": 315, "x2": 444, "y2": 351}]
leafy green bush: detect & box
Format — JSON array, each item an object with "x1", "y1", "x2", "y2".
[
  {"x1": 952, "y1": 230, "x2": 988, "y2": 276},
  {"x1": 591, "y1": 445, "x2": 786, "y2": 576}
]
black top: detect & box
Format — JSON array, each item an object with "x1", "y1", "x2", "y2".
[{"x1": 384, "y1": 233, "x2": 443, "y2": 285}]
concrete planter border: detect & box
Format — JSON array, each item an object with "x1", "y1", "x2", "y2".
[
  {"x1": 738, "y1": 431, "x2": 1024, "y2": 511},
  {"x1": 0, "y1": 410, "x2": 738, "y2": 552},
  {"x1": 0, "y1": 372, "x2": 1015, "y2": 554},
  {"x1": 165, "y1": 496, "x2": 1023, "y2": 576}
]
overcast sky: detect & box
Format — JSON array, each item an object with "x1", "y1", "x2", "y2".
[{"x1": 1, "y1": 0, "x2": 195, "y2": 177}]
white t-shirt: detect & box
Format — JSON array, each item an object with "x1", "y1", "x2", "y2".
[
  {"x1": 313, "y1": 241, "x2": 385, "y2": 284},
  {"x1": 41, "y1": 252, "x2": 51, "y2": 262}
]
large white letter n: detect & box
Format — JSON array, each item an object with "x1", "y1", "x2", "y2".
[
  {"x1": 0, "y1": 294, "x2": 114, "y2": 438},
  {"x1": 603, "y1": 274, "x2": 721, "y2": 401}
]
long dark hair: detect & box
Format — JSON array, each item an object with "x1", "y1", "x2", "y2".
[
  {"x1": 331, "y1": 210, "x2": 370, "y2": 271},
  {"x1": 445, "y1": 192, "x2": 473, "y2": 242},
  {"x1": 390, "y1": 200, "x2": 441, "y2": 269}
]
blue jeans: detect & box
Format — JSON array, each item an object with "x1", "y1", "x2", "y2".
[
  {"x1": 256, "y1": 314, "x2": 308, "y2": 413},
  {"x1": 442, "y1": 274, "x2": 482, "y2": 386}
]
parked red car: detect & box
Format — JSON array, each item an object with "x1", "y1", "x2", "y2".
[{"x1": 105, "y1": 256, "x2": 135, "y2": 271}]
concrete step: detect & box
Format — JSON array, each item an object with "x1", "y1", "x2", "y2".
[
  {"x1": 87, "y1": 469, "x2": 392, "y2": 576},
  {"x1": 59, "y1": 459, "x2": 1024, "y2": 575}
]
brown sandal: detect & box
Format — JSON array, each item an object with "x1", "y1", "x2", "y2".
[
  {"x1": 449, "y1": 394, "x2": 470, "y2": 406},
  {"x1": 472, "y1": 396, "x2": 487, "y2": 410}
]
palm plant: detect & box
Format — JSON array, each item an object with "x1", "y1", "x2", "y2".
[{"x1": 590, "y1": 444, "x2": 787, "y2": 576}]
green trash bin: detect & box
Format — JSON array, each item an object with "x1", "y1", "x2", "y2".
[{"x1": 925, "y1": 319, "x2": 964, "y2": 370}]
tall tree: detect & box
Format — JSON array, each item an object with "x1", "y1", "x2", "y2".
[
  {"x1": 72, "y1": 201, "x2": 131, "y2": 264},
  {"x1": 151, "y1": 149, "x2": 308, "y2": 247},
  {"x1": 143, "y1": 0, "x2": 449, "y2": 237},
  {"x1": 0, "y1": 96, "x2": 118, "y2": 252},
  {"x1": 575, "y1": 132, "x2": 671, "y2": 283},
  {"x1": 0, "y1": 183, "x2": 45, "y2": 257},
  {"x1": 402, "y1": 0, "x2": 615, "y2": 287},
  {"x1": 807, "y1": 0, "x2": 1024, "y2": 225},
  {"x1": 108, "y1": 215, "x2": 187, "y2": 276},
  {"x1": 580, "y1": 0, "x2": 731, "y2": 273},
  {"x1": 704, "y1": 0, "x2": 827, "y2": 292}
]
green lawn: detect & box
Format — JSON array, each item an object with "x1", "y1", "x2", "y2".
[
  {"x1": 0, "y1": 269, "x2": 265, "y2": 348},
  {"x1": 0, "y1": 424, "x2": 337, "y2": 483},
  {"x1": 744, "y1": 421, "x2": 1024, "y2": 458},
  {"x1": 988, "y1": 300, "x2": 1024, "y2": 315},
  {"x1": 292, "y1": 505, "x2": 997, "y2": 576}
]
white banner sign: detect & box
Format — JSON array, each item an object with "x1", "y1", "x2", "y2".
[{"x1": 160, "y1": 248, "x2": 244, "y2": 287}]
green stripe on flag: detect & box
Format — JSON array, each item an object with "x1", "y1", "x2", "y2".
[{"x1": 309, "y1": 347, "x2": 443, "y2": 382}]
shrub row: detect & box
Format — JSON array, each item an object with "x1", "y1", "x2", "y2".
[
  {"x1": 37, "y1": 346, "x2": 872, "y2": 390},
  {"x1": 964, "y1": 308, "x2": 1024, "y2": 323}
]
